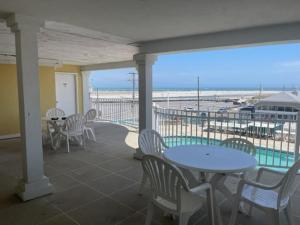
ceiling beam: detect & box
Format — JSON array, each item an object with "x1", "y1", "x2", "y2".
[
  {"x1": 80, "y1": 60, "x2": 135, "y2": 71},
  {"x1": 139, "y1": 22, "x2": 300, "y2": 54}
]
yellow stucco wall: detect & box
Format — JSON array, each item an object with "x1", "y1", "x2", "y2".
[{"x1": 0, "y1": 64, "x2": 83, "y2": 136}]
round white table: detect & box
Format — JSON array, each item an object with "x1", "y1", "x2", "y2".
[
  {"x1": 164, "y1": 144, "x2": 257, "y2": 225},
  {"x1": 164, "y1": 145, "x2": 257, "y2": 173}
]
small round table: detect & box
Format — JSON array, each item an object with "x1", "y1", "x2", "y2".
[
  {"x1": 164, "y1": 144, "x2": 257, "y2": 225},
  {"x1": 164, "y1": 145, "x2": 257, "y2": 173}
]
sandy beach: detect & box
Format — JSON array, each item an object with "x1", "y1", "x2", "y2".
[{"x1": 90, "y1": 89, "x2": 278, "y2": 99}]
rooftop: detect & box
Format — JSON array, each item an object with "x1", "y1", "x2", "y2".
[
  {"x1": 256, "y1": 91, "x2": 300, "y2": 105},
  {"x1": 0, "y1": 122, "x2": 300, "y2": 225}
]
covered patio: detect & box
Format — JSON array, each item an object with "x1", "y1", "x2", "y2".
[
  {"x1": 1, "y1": 1, "x2": 300, "y2": 225},
  {"x1": 0, "y1": 122, "x2": 300, "y2": 225}
]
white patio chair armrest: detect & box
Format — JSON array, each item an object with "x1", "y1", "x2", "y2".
[
  {"x1": 256, "y1": 167, "x2": 285, "y2": 182},
  {"x1": 228, "y1": 172, "x2": 244, "y2": 179},
  {"x1": 239, "y1": 179, "x2": 281, "y2": 191},
  {"x1": 189, "y1": 183, "x2": 211, "y2": 195}
]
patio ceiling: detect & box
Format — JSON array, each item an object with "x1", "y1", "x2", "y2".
[
  {"x1": 0, "y1": 0, "x2": 300, "y2": 65},
  {"x1": 0, "y1": 21, "x2": 138, "y2": 66}
]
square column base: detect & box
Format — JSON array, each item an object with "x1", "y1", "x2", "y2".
[
  {"x1": 133, "y1": 148, "x2": 144, "y2": 160},
  {"x1": 16, "y1": 176, "x2": 54, "y2": 201}
]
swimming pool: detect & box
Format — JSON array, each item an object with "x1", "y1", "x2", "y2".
[{"x1": 164, "y1": 136, "x2": 294, "y2": 169}]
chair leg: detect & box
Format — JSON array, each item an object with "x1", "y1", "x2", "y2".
[
  {"x1": 145, "y1": 202, "x2": 154, "y2": 225},
  {"x1": 139, "y1": 173, "x2": 147, "y2": 195},
  {"x1": 269, "y1": 210, "x2": 280, "y2": 225},
  {"x1": 90, "y1": 129, "x2": 96, "y2": 141},
  {"x1": 285, "y1": 202, "x2": 295, "y2": 225},
  {"x1": 179, "y1": 214, "x2": 189, "y2": 225},
  {"x1": 82, "y1": 134, "x2": 86, "y2": 150},
  {"x1": 49, "y1": 133, "x2": 54, "y2": 149},
  {"x1": 66, "y1": 135, "x2": 70, "y2": 153},
  {"x1": 228, "y1": 196, "x2": 241, "y2": 225},
  {"x1": 85, "y1": 129, "x2": 90, "y2": 139}
]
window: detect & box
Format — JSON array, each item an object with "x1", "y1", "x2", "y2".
[{"x1": 285, "y1": 107, "x2": 292, "y2": 112}]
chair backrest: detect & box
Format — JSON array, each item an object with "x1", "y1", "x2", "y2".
[
  {"x1": 66, "y1": 114, "x2": 84, "y2": 133},
  {"x1": 138, "y1": 129, "x2": 167, "y2": 155},
  {"x1": 85, "y1": 109, "x2": 97, "y2": 122},
  {"x1": 142, "y1": 155, "x2": 189, "y2": 212},
  {"x1": 278, "y1": 160, "x2": 300, "y2": 208},
  {"x1": 220, "y1": 138, "x2": 256, "y2": 156},
  {"x1": 46, "y1": 108, "x2": 65, "y2": 119}
]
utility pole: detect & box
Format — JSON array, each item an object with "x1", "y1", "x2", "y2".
[
  {"x1": 128, "y1": 72, "x2": 137, "y2": 101},
  {"x1": 128, "y1": 72, "x2": 137, "y2": 124},
  {"x1": 197, "y1": 76, "x2": 200, "y2": 112},
  {"x1": 259, "y1": 83, "x2": 263, "y2": 99}
]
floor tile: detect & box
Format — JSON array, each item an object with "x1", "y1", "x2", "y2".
[
  {"x1": 0, "y1": 199, "x2": 61, "y2": 225},
  {"x1": 73, "y1": 152, "x2": 116, "y2": 165},
  {"x1": 46, "y1": 184, "x2": 104, "y2": 212},
  {"x1": 116, "y1": 212, "x2": 161, "y2": 225},
  {"x1": 68, "y1": 197, "x2": 134, "y2": 225},
  {"x1": 98, "y1": 158, "x2": 139, "y2": 173},
  {"x1": 87, "y1": 173, "x2": 135, "y2": 195},
  {"x1": 117, "y1": 165, "x2": 144, "y2": 182},
  {"x1": 50, "y1": 174, "x2": 81, "y2": 192},
  {"x1": 46, "y1": 158, "x2": 90, "y2": 172},
  {"x1": 39, "y1": 214, "x2": 79, "y2": 225},
  {"x1": 67, "y1": 165, "x2": 111, "y2": 183},
  {"x1": 110, "y1": 184, "x2": 150, "y2": 211}
]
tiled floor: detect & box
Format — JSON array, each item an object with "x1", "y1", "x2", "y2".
[{"x1": 0, "y1": 122, "x2": 299, "y2": 225}]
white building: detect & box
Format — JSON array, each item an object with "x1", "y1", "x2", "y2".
[{"x1": 255, "y1": 91, "x2": 300, "y2": 120}]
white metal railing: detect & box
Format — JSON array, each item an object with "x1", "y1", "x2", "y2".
[
  {"x1": 154, "y1": 106, "x2": 300, "y2": 168},
  {"x1": 90, "y1": 97, "x2": 139, "y2": 127},
  {"x1": 90, "y1": 97, "x2": 300, "y2": 168}
]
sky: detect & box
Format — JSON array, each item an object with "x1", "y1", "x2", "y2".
[{"x1": 90, "y1": 43, "x2": 300, "y2": 90}]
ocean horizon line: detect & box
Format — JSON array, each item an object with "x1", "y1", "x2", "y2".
[{"x1": 90, "y1": 87, "x2": 292, "y2": 91}]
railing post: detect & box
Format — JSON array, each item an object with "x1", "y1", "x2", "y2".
[
  {"x1": 153, "y1": 105, "x2": 157, "y2": 131},
  {"x1": 119, "y1": 98, "x2": 122, "y2": 124},
  {"x1": 207, "y1": 112, "x2": 211, "y2": 145},
  {"x1": 96, "y1": 88, "x2": 100, "y2": 119},
  {"x1": 294, "y1": 112, "x2": 300, "y2": 161}
]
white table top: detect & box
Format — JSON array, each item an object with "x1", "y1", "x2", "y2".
[{"x1": 164, "y1": 145, "x2": 257, "y2": 173}]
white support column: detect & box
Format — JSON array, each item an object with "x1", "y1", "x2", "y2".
[
  {"x1": 6, "y1": 14, "x2": 53, "y2": 201},
  {"x1": 133, "y1": 53, "x2": 157, "y2": 159},
  {"x1": 82, "y1": 71, "x2": 91, "y2": 114}
]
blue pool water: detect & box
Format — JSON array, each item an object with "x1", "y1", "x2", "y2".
[{"x1": 164, "y1": 136, "x2": 294, "y2": 169}]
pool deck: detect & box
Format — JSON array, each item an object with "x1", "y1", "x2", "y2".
[{"x1": 0, "y1": 122, "x2": 300, "y2": 225}]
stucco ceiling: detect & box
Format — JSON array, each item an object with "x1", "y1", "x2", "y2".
[{"x1": 0, "y1": 0, "x2": 300, "y2": 65}]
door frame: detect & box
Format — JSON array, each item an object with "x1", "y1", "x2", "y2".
[{"x1": 55, "y1": 72, "x2": 79, "y2": 114}]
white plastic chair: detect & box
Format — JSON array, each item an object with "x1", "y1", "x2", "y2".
[
  {"x1": 45, "y1": 108, "x2": 65, "y2": 148},
  {"x1": 216, "y1": 138, "x2": 257, "y2": 200},
  {"x1": 59, "y1": 114, "x2": 85, "y2": 153},
  {"x1": 142, "y1": 155, "x2": 215, "y2": 225},
  {"x1": 138, "y1": 129, "x2": 168, "y2": 194},
  {"x1": 138, "y1": 129, "x2": 168, "y2": 156},
  {"x1": 138, "y1": 129, "x2": 200, "y2": 195},
  {"x1": 220, "y1": 138, "x2": 256, "y2": 156},
  {"x1": 46, "y1": 108, "x2": 65, "y2": 119},
  {"x1": 83, "y1": 109, "x2": 97, "y2": 141},
  {"x1": 229, "y1": 160, "x2": 300, "y2": 225}
]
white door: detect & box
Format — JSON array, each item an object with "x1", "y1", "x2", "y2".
[{"x1": 55, "y1": 73, "x2": 76, "y2": 116}]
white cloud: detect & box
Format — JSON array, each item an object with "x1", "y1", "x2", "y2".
[{"x1": 280, "y1": 60, "x2": 300, "y2": 68}]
